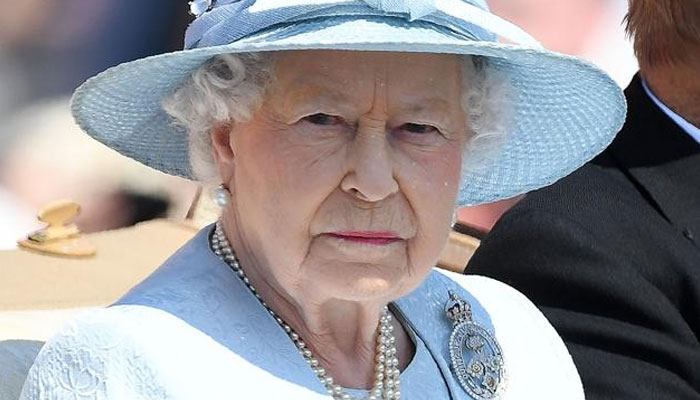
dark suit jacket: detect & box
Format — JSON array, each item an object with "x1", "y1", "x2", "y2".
[{"x1": 468, "y1": 75, "x2": 700, "y2": 400}]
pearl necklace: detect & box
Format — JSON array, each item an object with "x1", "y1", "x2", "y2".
[{"x1": 211, "y1": 221, "x2": 402, "y2": 400}]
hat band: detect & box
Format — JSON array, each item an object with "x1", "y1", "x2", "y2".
[
  {"x1": 185, "y1": 0, "x2": 540, "y2": 50},
  {"x1": 207, "y1": 0, "x2": 439, "y2": 19}
]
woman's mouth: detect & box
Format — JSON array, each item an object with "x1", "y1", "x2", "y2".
[{"x1": 327, "y1": 231, "x2": 403, "y2": 246}]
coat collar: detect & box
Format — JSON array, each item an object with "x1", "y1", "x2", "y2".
[{"x1": 607, "y1": 74, "x2": 700, "y2": 243}]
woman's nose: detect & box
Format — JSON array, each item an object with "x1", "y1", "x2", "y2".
[{"x1": 340, "y1": 120, "x2": 399, "y2": 202}]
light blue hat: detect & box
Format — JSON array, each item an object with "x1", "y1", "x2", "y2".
[{"x1": 71, "y1": 0, "x2": 626, "y2": 206}]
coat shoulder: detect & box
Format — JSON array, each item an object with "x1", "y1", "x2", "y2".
[
  {"x1": 20, "y1": 305, "x2": 327, "y2": 400},
  {"x1": 417, "y1": 271, "x2": 586, "y2": 399}
]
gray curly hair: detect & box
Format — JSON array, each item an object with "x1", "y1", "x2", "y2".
[{"x1": 162, "y1": 52, "x2": 511, "y2": 185}]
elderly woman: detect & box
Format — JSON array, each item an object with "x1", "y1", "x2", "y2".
[{"x1": 20, "y1": 1, "x2": 625, "y2": 399}]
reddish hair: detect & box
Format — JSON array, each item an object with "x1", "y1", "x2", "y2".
[{"x1": 625, "y1": 0, "x2": 700, "y2": 66}]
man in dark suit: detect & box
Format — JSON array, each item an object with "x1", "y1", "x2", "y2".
[{"x1": 467, "y1": 0, "x2": 700, "y2": 399}]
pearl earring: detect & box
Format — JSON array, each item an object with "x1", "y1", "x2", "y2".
[{"x1": 213, "y1": 184, "x2": 230, "y2": 207}]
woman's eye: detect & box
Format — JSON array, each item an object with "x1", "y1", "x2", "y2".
[
  {"x1": 401, "y1": 123, "x2": 438, "y2": 134},
  {"x1": 303, "y1": 113, "x2": 343, "y2": 126}
]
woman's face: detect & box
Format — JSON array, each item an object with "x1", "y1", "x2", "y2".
[{"x1": 217, "y1": 50, "x2": 467, "y2": 303}]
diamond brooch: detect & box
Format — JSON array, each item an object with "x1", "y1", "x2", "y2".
[{"x1": 445, "y1": 291, "x2": 505, "y2": 399}]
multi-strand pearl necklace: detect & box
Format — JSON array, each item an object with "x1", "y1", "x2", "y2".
[{"x1": 211, "y1": 221, "x2": 402, "y2": 400}]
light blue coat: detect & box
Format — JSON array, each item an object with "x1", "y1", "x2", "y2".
[{"x1": 21, "y1": 226, "x2": 583, "y2": 399}]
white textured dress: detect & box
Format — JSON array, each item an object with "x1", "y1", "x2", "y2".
[{"x1": 20, "y1": 226, "x2": 584, "y2": 399}]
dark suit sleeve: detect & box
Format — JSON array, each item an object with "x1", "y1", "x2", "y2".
[{"x1": 467, "y1": 208, "x2": 700, "y2": 400}]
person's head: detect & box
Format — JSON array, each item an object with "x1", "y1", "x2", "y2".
[
  {"x1": 163, "y1": 49, "x2": 507, "y2": 301},
  {"x1": 626, "y1": 0, "x2": 700, "y2": 125},
  {"x1": 70, "y1": 0, "x2": 625, "y2": 305},
  {"x1": 625, "y1": 0, "x2": 700, "y2": 69}
]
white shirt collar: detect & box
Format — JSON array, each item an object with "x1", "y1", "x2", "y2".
[{"x1": 642, "y1": 79, "x2": 700, "y2": 145}]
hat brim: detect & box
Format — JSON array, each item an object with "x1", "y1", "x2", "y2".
[{"x1": 72, "y1": 16, "x2": 626, "y2": 206}]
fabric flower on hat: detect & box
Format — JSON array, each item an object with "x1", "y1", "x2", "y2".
[
  {"x1": 189, "y1": 0, "x2": 248, "y2": 17},
  {"x1": 189, "y1": 0, "x2": 213, "y2": 17},
  {"x1": 361, "y1": 0, "x2": 437, "y2": 20}
]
